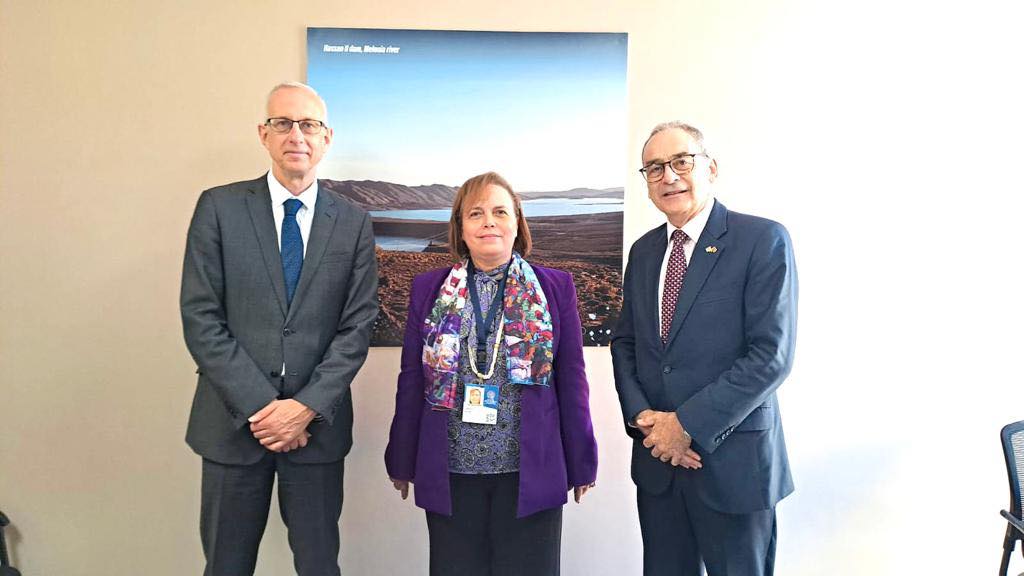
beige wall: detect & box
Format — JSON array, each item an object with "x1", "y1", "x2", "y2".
[{"x1": 3, "y1": 0, "x2": 1024, "y2": 574}]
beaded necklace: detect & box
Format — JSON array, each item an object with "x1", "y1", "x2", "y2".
[{"x1": 467, "y1": 313, "x2": 504, "y2": 380}]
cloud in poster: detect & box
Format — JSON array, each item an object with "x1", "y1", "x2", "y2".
[{"x1": 308, "y1": 28, "x2": 627, "y2": 191}]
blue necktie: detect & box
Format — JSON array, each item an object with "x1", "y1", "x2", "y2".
[{"x1": 281, "y1": 198, "x2": 304, "y2": 306}]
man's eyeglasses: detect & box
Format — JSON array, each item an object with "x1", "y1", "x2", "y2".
[
  {"x1": 639, "y1": 152, "x2": 708, "y2": 182},
  {"x1": 264, "y1": 117, "x2": 328, "y2": 135}
]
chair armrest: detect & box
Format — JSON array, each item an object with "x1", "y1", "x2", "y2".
[{"x1": 1002, "y1": 510, "x2": 1024, "y2": 534}]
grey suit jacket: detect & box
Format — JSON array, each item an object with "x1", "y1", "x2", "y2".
[{"x1": 181, "y1": 175, "x2": 379, "y2": 465}]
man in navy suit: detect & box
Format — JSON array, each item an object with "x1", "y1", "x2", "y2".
[{"x1": 612, "y1": 122, "x2": 797, "y2": 576}]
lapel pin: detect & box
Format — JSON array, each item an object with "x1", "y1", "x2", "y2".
[{"x1": 705, "y1": 246, "x2": 718, "y2": 253}]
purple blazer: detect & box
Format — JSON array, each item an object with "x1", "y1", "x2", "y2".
[{"x1": 385, "y1": 263, "x2": 598, "y2": 518}]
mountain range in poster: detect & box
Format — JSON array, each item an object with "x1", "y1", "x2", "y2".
[{"x1": 321, "y1": 179, "x2": 623, "y2": 347}]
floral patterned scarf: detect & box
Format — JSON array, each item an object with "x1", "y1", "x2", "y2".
[{"x1": 423, "y1": 252, "x2": 554, "y2": 409}]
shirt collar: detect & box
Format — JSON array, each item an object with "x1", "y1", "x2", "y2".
[
  {"x1": 476, "y1": 261, "x2": 509, "y2": 283},
  {"x1": 666, "y1": 197, "x2": 715, "y2": 245},
  {"x1": 267, "y1": 172, "x2": 319, "y2": 213}
]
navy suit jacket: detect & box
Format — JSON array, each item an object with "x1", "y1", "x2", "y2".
[{"x1": 612, "y1": 200, "x2": 796, "y2": 514}]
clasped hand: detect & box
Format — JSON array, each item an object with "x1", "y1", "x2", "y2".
[
  {"x1": 249, "y1": 399, "x2": 315, "y2": 453},
  {"x1": 635, "y1": 409, "x2": 702, "y2": 469}
]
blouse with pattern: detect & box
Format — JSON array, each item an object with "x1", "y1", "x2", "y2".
[{"x1": 447, "y1": 264, "x2": 522, "y2": 474}]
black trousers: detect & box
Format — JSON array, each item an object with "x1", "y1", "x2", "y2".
[
  {"x1": 637, "y1": 471, "x2": 776, "y2": 576},
  {"x1": 200, "y1": 453, "x2": 344, "y2": 576},
  {"x1": 426, "y1": 473, "x2": 562, "y2": 576}
]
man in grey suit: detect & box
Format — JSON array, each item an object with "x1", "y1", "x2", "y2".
[
  {"x1": 181, "y1": 82, "x2": 378, "y2": 576},
  {"x1": 612, "y1": 122, "x2": 797, "y2": 575}
]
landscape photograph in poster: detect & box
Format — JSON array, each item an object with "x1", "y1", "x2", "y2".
[{"x1": 307, "y1": 28, "x2": 628, "y2": 346}]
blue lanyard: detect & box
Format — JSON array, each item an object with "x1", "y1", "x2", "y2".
[{"x1": 466, "y1": 258, "x2": 511, "y2": 368}]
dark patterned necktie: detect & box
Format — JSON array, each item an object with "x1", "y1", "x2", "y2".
[
  {"x1": 661, "y1": 229, "x2": 689, "y2": 345},
  {"x1": 281, "y1": 198, "x2": 304, "y2": 306}
]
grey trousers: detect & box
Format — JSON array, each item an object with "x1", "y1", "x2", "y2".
[{"x1": 200, "y1": 453, "x2": 344, "y2": 576}]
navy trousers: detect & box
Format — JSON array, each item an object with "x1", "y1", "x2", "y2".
[{"x1": 637, "y1": 469, "x2": 776, "y2": 576}]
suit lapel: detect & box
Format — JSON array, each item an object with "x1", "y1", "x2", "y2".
[
  {"x1": 665, "y1": 200, "x2": 728, "y2": 348},
  {"x1": 643, "y1": 225, "x2": 668, "y2": 348},
  {"x1": 246, "y1": 177, "x2": 288, "y2": 317},
  {"x1": 286, "y1": 184, "x2": 337, "y2": 322}
]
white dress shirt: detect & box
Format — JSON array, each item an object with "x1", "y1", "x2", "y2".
[
  {"x1": 267, "y1": 172, "x2": 318, "y2": 256},
  {"x1": 657, "y1": 197, "x2": 715, "y2": 336},
  {"x1": 267, "y1": 172, "x2": 319, "y2": 383}
]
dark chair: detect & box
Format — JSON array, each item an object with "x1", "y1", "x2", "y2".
[
  {"x1": 0, "y1": 509, "x2": 21, "y2": 576},
  {"x1": 1000, "y1": 420, "x2": 1024, "y2": 576}
]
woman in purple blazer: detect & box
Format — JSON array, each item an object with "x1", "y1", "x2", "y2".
[{"x1": 385, "y1": 172, "x2": 598, "y2": 575}]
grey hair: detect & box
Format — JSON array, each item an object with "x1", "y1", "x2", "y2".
[
  {"x1": 641, "y1": 121, "x2": 708, "y2": 160},
  {"x1": 265, "y1": 82, "x2": 328, "y2": 122}
]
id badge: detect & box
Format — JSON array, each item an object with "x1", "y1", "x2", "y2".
[{"x1": 462, "y1": 381, "x2": 499, "y2": 425}]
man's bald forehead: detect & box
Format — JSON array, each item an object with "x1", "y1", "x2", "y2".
[{"x1": 265, "y1": 82, "x2": 328, "y2": 119}]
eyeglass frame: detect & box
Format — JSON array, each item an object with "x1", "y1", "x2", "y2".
[
  {"x1": 263, "y1": 117, "x2": 329, "y2": 135},
  {"x1": 638, "y1": 152, "x2": 709, "y2": 182}
]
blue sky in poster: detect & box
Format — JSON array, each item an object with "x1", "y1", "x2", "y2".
[{"x1": 307, "y1": 28, "x2": 627, "y2": 191}]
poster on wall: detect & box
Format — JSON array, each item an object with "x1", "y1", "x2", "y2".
[{"x1": 307, "y1": 27, "x2": 627, "y2": 347}]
